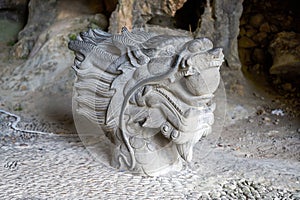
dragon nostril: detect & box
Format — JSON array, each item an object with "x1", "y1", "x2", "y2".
[{"x1": 171, "y1": 131, "x2": 179, "y2": 139}]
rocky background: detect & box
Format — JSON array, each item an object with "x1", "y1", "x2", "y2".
[
  {"x1": 238, "y1": 0, "x2": 300, "y2": 97},
  {"x1": 0, "y1": 0, "x2": 299, "y2": 199},
  {"x1": 1, "y1": 0, "x2": 299, "y2": 97},
  {"x1": 1, "y1": 0, "x2": 299, "y2": 93}
]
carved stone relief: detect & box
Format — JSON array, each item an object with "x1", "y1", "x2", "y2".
[{"x1": 68, "y1": 27, "x2": 224, "y2": 176}]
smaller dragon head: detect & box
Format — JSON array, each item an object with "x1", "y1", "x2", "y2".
[{"x1": 177, "y1": 38, "x2": 224, "y2": 96}]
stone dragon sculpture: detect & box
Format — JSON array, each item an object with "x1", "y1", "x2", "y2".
[{"x1": 68, "y1": 27, "x2": 224, "y2": 175}]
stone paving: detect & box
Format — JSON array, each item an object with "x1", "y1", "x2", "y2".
[{"x1": 0, "y1": 110, "x2": 299, "y2": 199}]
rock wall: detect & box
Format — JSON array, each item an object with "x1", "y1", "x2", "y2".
[
  {"x1": 5, "y1": 0, "x2": 244, "y2": 71},
  {"x1": 109, "y1": 0, "x2": 187, "y2": 33},
  {"x1": 11, "y1": 0, "x2": 115, "y2": 59},
  {"x1": 1, "y1": 0, "x2": 250, "y2": 93},
  {"x1": 1, "y1": 0, "x2": 108, "y2": 92},
  {"x1": 109, "y1": 0, "x2": 243, "y2": 69},
  {"x1": 0, "y1": 0, "x2": 28, "y2": 20},
  {"x1": 0, "y1": 0, "x2": 28, "y2": 43},
  {"x1": 195, "y1": 0, "x2": 243, "y2": 69},
  {"x1": 13, "y1": 0, "x2": 57, "y2": 58},
  {"x1": 238, "y1": 0, "x2": 300, "y2": 93}
]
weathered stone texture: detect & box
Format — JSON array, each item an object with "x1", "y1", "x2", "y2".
[
  {"x1": 269, "y1": 32, "x2": 300, "y2": 76},
  {"x1": 109, "y1": 0, "x2": 187, "y2": 33},
  {"x1": 109, "y1": 0, "x2": 243, "y2": 69},
  {"x1": 209, "y1": 0, "x2": 243, "y2": 70},
  {"x1": 13, "y1": 0, "x2": 57, "y2": 58},
  {"x1": 69, "y1": 28, "x2": 223, "y2": 175}
]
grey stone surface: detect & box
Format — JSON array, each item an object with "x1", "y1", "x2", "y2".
[
  {"x1": 1, "y1": 14, "x2": 107, "y2": 92},
  {"x1": 109, "y1": 0, "x2": 243, "y2": 70},
  {"x1": 0, "y1": 0, "x2": 28, "y2": 44},
  {"x1": 0, "y1": 109, "x2": 299, "y2": 199},
  {"x1": 69, "y1": 28, "x2": 224, "y2": 175},
  {"x1": 195, "y1": 0, "x2": 243, "y2": 70},
  {"x1": 12, "y1": 0, "x2": 58, "y2": 58},
  {"x1": 269, "y1": 31, "x2": 300, "y2": 76},
  {"x1": 109, "y1": 0, "x2": 187, "y2": 33}
]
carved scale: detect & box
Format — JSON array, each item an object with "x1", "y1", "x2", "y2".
[{"x1": 68, "y1": 27, "x2": 224, "y2": 176}]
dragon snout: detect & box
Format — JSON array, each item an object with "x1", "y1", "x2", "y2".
[
  {"x1": 208, "y1": 48, "x2": 224, "y2": 60},
  {"x1": 185, "y1": 47, "x2": 224, "y2": 72}
]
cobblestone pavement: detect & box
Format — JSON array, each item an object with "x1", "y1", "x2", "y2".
[{"x1": 0, "y1": 110, "x2": 299, "y2": 199}]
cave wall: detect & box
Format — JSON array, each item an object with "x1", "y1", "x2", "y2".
[
  {"x1": 238, "y1": 0, "x2": 300, "y2": 93},
  {"x1": 12, "y1": 0, "x2": 57, "y2": 58},
  {"x1": 109, "y1": 0, "x2": 243, "y2": 69},
  {"x1": 6, "y1": 0, "x2": 244, "y2": 71},
  {"x1": 9, "y1": 0, "x2": 115, "y2": 59},
  {"x1": 196, "y1": 0, "x2": 243, "y2": 70},
  {"x1": 1, "y1": 0, "x2": 109, "y2": 91},
  {"x1": 0, "y1": 0, "x2": 29, "y2": 43},
  {"x1": 6, "y1": 0, "x2": 243, "y2": 70},
  {"x1": 109, "y1": 0, "x2": 187, "y2": 33}
]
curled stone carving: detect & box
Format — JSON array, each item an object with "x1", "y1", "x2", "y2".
[{"x1": 68, "y1": 27, "x2": 224, "y2": 176}]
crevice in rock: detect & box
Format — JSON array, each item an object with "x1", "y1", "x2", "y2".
[
  {"x1": 209, "y1": 0, "x2": 216, "y2": 21},
  {"x1": 100, "y1": 0, "x2": 118, "y2": 19},
  {"x1": 146, "y1": 15, "x2": 176, "y2": 29},
  {"x1": 146, "y1": 0, "x2": 206, "y2": 32},
  {"x1": 174, "y1": 0, "x2": 206, "y2": 32},
  {"x1": 0, "y1": 0, "x2": 29, "y2": 44}
]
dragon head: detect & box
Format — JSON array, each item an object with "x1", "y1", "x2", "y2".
[{"x1": 70, "y1": 27, "x2": 224, "y2": 175}]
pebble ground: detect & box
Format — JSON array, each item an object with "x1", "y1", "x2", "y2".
[{"x1": 0, "y1": 110, "x2": 299, "y2": 199}]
